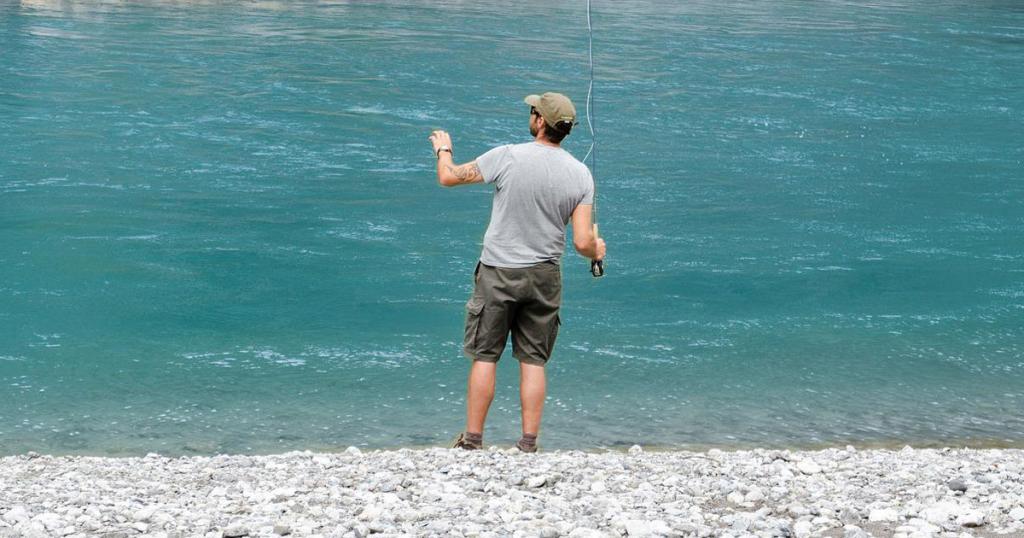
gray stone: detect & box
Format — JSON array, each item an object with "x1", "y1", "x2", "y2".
[
  {"x1": 222, "y1": 524, "x2": 249, "y2": 537},
  {"x1": 839, "y1": 507, "x2": 863, "y2": 524},
  {"x1": 946, "y1": 479, "x2": 969, "y2": 493},
  {"x1": 771, "y1": 524, "x2": 794, "y2": 538}
]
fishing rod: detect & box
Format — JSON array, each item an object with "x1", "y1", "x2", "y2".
[{"x1": 584, "y1": 0, "x2": 604, "y2": 278}]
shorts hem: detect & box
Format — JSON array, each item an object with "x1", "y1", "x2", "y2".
[
  {"x1": 464, "y1": 350, "x2": 500, "y2": 363},
  {"x1": 513, "y1": 352, "x2": 548, "y2": 367}
]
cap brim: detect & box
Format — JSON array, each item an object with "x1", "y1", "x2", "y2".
[{"x1": 524, "y1": 95, "x2": 542, "y2": 107}]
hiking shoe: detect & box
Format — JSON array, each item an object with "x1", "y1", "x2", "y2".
[
  {"x1": 450, "y1": 432, "x2": 482, "y2": 450},
  {"x1": 515, "y1": 437, "x2": 539, "y2": 453}
]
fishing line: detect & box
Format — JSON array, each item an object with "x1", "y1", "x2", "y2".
[{"x1": 584, "y1": 0, "x2": 604, "y2": 278}]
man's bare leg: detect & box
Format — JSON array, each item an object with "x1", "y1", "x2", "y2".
[
  {"x1": 519, "y1": 361, "x2": 546, "y2": 436},
  {"x1": 465, "y1": 360, "x2": 497, "y2": 436}
]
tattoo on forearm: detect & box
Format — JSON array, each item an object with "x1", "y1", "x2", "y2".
[{"x1": 445, "y1": 162, "x2": 483, "y2": 183}]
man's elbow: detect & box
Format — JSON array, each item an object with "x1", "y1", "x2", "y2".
[
  {"x1": 437, "y1": 174, "x2": 456, "y2": 187},
  {"x1": 573, "y1": 237, "x2": 594, "y2": 255}
]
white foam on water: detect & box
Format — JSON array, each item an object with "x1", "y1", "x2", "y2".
[
  {"x1": 346, "y1": 105, "x2": 437, "y2": 122},
  {"x1": 182, "y1": 348, "x2": 307, "y2": 368},
  {"x1": 27, "y1": 26, "x2": 89, "y2": 39},
  {"x1": 989, "y1": 286, "x2": 1024, "y2": 298}
]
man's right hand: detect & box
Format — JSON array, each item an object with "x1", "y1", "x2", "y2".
[
  {"x1": 594, "y1": 237, "x2": 607, "y2": 261},
  {"x1": 429, "y1": 129, "x2": 453, "y2": 157}
]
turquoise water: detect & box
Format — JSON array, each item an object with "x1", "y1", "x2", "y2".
[{"x1": 1, "y1": 0, "x2": 1022, "y2": 455}]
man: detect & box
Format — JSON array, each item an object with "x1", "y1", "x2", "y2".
[{"x1": 428, "y1": 92, "x2": 606, "y2": 453}]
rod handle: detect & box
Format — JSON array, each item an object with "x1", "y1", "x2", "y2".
[{"x1": 590, "y1": 224, "x2": 605, "y2": 278}]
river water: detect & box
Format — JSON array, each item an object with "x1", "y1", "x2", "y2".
[{"x1": 1, "y1": 0, "x2": 1022, "y2": 455}]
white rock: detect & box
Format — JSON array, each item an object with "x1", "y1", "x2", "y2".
[
  {"x1": 537, "y1": 526, "x2": 559, "y2": 538},
  {"x1": 133, "y1": 506, "x2": 157, "y2": 522},
  {"x1": 526, "y1": 476, "x2": 548, "y2": 488},
  {"x1": 270, "y1": 487, "x2": 295, "y2": 503},
  {"x1": 34, "y1": 513, "x2": 64, "y2": 531},
  {"x1": 726, "y1": 491, "x2": 746, "y2": 505},
  {"x1": 1009, "y1": 507, "x2": 1024, "y2": 521},
  {"x1": 726, "y1": 514, "x2": 751, "y2": 532},
  {"x1": 358, "y1": 504, "x2": 383, "y2": 521},
  {"x1": 623, "y1": 519, "x2": 670, "y2": 537},
  {"x1": 843, "y1": 524, "x2": 870, "y2": 538},
  {"x1": 3, "y1": 506, "x2": 29, "y2": 525},
  {"x1": 956, "y1": 510, "x2": 985, "y2": 528},
  {"x1": 628, "y1": 445, "x2": 643, "y2": 455},
  {"x1": 222, "y1": 523, "x2": 249, "y2": 537},
  {"x1": 788, "y1": 503, "x2": 810, "y2": 517},
  {"x1": 345, "y1": 446, "x2": 362, "y2": 455},
  {"x1": 589, "y1": 481, "x2": 606, "y2": 494},
  {"x1": 905, "y1": 518, "x2": 941, "y2": 533},
  {"x1": 568, "y1": 529, "x2": 604, "y2": 538},
  {"x1": 920, "y1": 501, "x2": 958, "y2": 525},
  {"x1": 869, "y1": 508, "x2": 900, "y2": 522},
  {"x1": 797, "y1": 460, "x2": 822, "y2": 475},
  {"x1": 648, "y1": 520, "x2": 672, "y2": 535},
  {"x1": 793, "y1": 520, "x2": 813, "y2": 537},
  {"x1": 744, "y1": 488, "x2": 764, "y2": 503}
]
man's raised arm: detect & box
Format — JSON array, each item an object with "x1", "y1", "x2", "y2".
[{"x1": 429, "y1": 129, "x2": 484, "y2": 187}]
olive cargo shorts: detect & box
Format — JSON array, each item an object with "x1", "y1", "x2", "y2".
[{"x1": 463, "y1": 261, "x2": 562, "y2": 366}]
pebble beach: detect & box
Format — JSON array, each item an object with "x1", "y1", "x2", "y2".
[{"x1": 2, "y1": 445, "x2": 1023, "y2": 538}]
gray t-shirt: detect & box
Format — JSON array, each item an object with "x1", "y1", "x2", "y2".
[{"x1": 475, "y1": 142, "x2": 594, "y2": 268}]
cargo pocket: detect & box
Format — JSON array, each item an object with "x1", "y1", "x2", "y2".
[
  {"x1": 464, "y1": 298, "x2": 485, "y2": 354},
  {"x1": 544, "y1": 313, "x2": 561, "y2": 358}
]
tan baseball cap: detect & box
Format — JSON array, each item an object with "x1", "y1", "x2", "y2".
[{"x1": 524, "y1": 92, "x2": 577, "y2": 128}]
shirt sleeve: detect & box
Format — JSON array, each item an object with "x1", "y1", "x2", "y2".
[
  {"x1": 475, "y1": 144, "x2": 512, "y2": 186},
  {"x1": 580, "y1": 167, "x2": 595, "y2": 205}
]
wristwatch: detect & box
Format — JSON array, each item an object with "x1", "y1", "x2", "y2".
[{"x1": 436, "y1": 146, "x2": 452, "y2": 159}]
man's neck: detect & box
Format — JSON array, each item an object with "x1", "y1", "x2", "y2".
[{"x1": 532, "y1": 134, "x2": 561, "y2": 148}]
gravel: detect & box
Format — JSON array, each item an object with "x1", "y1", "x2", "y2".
[{"x1": 1, "y1": 445, "x2": 1023, "y2": 538}]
